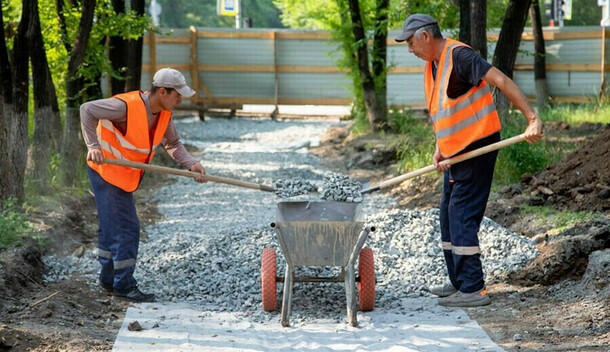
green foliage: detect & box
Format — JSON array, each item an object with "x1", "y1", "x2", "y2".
[
  {"x1": 391, "y1": 0, "x2": 459, "y2": 29},
  {"x1": 0, "y1": 199, "x2": 34, "y2": 250},
  {"x1": 486, "y1": 0, "x2": 511, "y2": 28},
  {"x1": 494, "y1": 110, "x2": 547, "y2": 183},
  {"x1": 274, "y1": 0, "x2": 343, "y2": 30},
  {"x1": 1, "y1": 0, "x2": 19, "y2": 23},
  {"x1": 36, "y1": 0, "x2": 151, "y2": 108},
  {"x1": 159, "y1": 0, "x2": 284, "y2": 28},
  {"x1": 387, "y1": 108, "x2": 435, "y2": 173}
]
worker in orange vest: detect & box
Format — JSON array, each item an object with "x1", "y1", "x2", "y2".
[
  {"x1": 80, "y1": 68, "x2": 207, "y2": 302},
  {"x1": 395, "y1": 14, "x2": 543, "y2": 307}
]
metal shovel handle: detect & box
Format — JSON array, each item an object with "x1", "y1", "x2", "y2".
[
  {"x1": 361, "y1": 134, "x2": 527, "y2": 194},
  {"x1": 101, "y1": 158, "x2": 276, "y2": 192}
]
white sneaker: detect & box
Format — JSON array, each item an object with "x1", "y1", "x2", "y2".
[{"x1": 428, "y1": 282, "x2": 458, "y2": 297}]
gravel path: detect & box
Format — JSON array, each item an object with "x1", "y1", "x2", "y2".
[{"x1": 44, "y1": 116, "x2": 538, "y2": 325}]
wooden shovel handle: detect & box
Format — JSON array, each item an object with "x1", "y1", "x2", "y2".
[
  {"x1": 361, "y1": 134, "x2": 527, "y2": 194},
  {"x1": 101, "y1": 158, "x2": 275, "y2": 192}
]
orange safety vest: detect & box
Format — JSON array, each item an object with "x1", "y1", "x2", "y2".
[
  {"x1": 87, "y1": 91, "x2": 172, "y2": 192},
  {"x1": 424, "y1": 38, "x2": 501, "y2": 157}
]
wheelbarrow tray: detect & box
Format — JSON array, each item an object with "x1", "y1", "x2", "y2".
[{"x1": 273, "y1": 201, "x2": 364, "y2": 267}]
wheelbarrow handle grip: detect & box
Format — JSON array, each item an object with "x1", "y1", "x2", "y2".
[
  {"x1": 362, "y1": 134, "x2": 527, "y2": 194},
  {"x1": 100, "y1": 158, "x2": 275, "y2": 192}
]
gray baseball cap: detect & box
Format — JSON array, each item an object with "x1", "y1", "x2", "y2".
[
  {"x1": 395, "y1": 14, "x2": 438, "y2": 42},
  {"x1": 152, "y1": 68, "x2": 196, "y2": 97}
]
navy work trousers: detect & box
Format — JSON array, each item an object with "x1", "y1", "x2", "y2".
[
  {"x1": 439, "y1": 133, "x2": 499, "y2": 294},
  {"x1": 87, "y1": 166, "x2": 140, "y2": 291}
]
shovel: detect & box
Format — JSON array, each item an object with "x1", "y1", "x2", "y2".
[
  {"x1": 101, "y1": 158, "x2": 276, "y2": 192},
  {"x1": 361, "y1": 134, "x2": 527, "y2": 194}
]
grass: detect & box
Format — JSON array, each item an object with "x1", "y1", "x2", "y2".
[
  {"x1": 521, "y1": 205, "x2": 602, "y2": 232},
  {"x1": 541, "y1": 101, "x2": 610, "y2": 124}
]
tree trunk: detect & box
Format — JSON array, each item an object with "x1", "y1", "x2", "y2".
[
  {"x1": 10, "y1": 0, "x2": 33, "y2": 203},
  {"x1": 60, "y1": 0, "x2": 96, "y2": 186},
  {"x1": 470, "y1": 0, "x2": 487, "y2": 60},
  {"x1": 530, "y1": 0, "x2": 550, "y2": 110},
  {"x1": 0, "y1": 0, "x2": 15, "y2": 204},
  {"x1": 27, "y1": 0, "x2": 60, "y2": 194},
  {"x1": 372, "y1": 0, "x2": 388, "y2": 121},
  {"x1": 125, "y1": 0, "x2": 145, "y2": 91},
  {"x1": 459, "y1": 0, "x2": 471, "y2": 45},
  {"x1": 109, "y1": 0, "x2": 128, "y2": 95},
  {"x1": 491, "y1": 0, "x2": 532, "y2": 121},
  {"x1": 347, "y1": 0, "x2": 384, "y2": 130}
]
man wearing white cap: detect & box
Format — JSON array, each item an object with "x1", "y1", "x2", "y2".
[{"x1": 80, "y1": 68, "x2": 205, "y2": 302}]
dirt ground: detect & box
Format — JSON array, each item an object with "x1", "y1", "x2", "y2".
[
  {"x1": 0, "y1": 121, "x2": 608, "y2": 351},
  {"x1": 0, "y1": 174, "x2": 169, "y2": 351}
]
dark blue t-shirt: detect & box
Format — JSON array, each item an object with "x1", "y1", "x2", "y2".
[{"x1": 432, "y1": 46, "x2": 492, "y2": 99}]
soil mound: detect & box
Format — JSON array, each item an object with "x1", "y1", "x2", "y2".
[
  {"x1": 507, "y1": 222, "x2": 610, "y2": 286},
  {"x1": 0, "y1": 238, "x2": 43, "y2": 296},
  {"x1": 526, "y1": 124, "x2": 610, "y2": 211}
]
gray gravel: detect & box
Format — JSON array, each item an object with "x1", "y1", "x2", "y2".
[
  {"x1": 273, "y1": 177, "x2": 318, "y2": 198},
  {"x1": 43, "y1": 116, "x2": 538, "y2": 324},
  {"x1": 320, "y1": 173, "x2": 363, "y2": 202}
]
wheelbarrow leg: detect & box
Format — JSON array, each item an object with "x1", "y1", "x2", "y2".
[
  {"x1": 345, "y1": 264, "x2": 357, "y2": 326},
  {"x1": 281, "y1": 264, "x2": 295, "y2": 327}
]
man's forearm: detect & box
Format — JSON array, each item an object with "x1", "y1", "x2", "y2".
[
  {"x1": 500, "y1": 77, "x2": 537, "y2": 121},
  {"x1": 483, "y1": 67, "x2": 537, "y2": 121},
  {"x1": 483, "y1": 67, "x2": 543, "y2": 143}
]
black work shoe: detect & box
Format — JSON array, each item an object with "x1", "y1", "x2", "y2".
[
  {"x1": 98, "y1": 280, "x2": 114, "y2": 294},
  {"x1": 114, "y1": 286, "x2": 155, "y2": 303}
]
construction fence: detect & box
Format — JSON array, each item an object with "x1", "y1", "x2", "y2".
[{"x1": 138, "y1": 26, "x2": 609, "y2": 112}]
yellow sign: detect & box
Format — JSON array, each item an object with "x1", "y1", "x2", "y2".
[{"x1": 217, "y1": 0, "x2": 238, "y2": 16}]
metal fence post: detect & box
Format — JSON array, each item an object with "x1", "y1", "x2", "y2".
[
  {"x1": 272, "y1": 30, "x2": 279, "y2": 119},
  {"x1": 190, "y1": 26, "x2": 199, "y2": 104},
  {"x1": 149, "y1": 30, "x2": 157, "y2": 86}
]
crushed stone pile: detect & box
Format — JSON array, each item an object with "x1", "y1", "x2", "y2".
[
  {"x1": 42, "y1": 116, "x2": 538, "y2": 325},
  {"x1": 320, "y1": 173, "x2": 363, "y2": 202},
  {"x1": 273, "y1": 177, "x2": 318, "y2": 198},
  {"x1": 43, "y1": 207, "x2": 538, "y2": 324}
]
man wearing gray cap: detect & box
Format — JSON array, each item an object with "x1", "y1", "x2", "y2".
[
  {"x1": 396, "y1": 14, "x2": 543, "y2": 307},
  {"x1": 80, "y1": 67, "x2": 206, "y2": 302}
]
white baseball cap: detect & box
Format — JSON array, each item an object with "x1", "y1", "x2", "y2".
[{"x1": 152, "y1": 68, "x2": 196, "y2": 98}]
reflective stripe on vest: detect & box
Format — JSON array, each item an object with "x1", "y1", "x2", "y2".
[
  {"x1": 424, "y1": 38, "x2": 501, "y2": 157},
  {"x1": 87, "y1": 91, "x2": 172, "y2": 192}
]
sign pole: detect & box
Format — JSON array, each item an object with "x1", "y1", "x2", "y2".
[{"x1": 236, "y1": 0, "x2": 241, "y2": 29}]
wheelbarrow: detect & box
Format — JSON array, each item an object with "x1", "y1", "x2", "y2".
[{"x1": 261, "y1": 200, "x2": 375, "y2": 327}]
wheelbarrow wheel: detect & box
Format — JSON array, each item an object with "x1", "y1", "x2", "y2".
[
  {"x1": 261, "y1": 248, "x2": 277, "y2": 312},
  {"x1": 358, "y1": 247, "x2": 375, "y2": 311}
]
